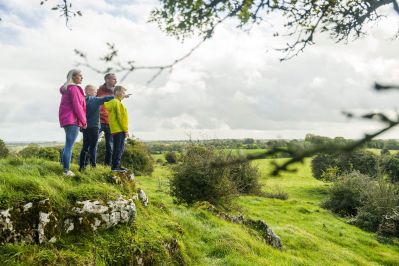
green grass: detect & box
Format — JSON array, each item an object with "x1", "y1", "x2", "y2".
[
  {"x1": 135, "y1": 159, "x2": 399, "y2": 265},
  {"x1": 0, "y1": 157, "x2": 136, "y2": 210},
  {"x1": 0, "y1": 156, "x2": 398, "y2": 265}
]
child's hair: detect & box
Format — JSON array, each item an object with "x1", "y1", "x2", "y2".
[
  {"x1": 114, "y1": 85, "x2": 126, "y2": 95},
  {"x1": 85, "y1": 84, "x2": 96, "y2": 91}
]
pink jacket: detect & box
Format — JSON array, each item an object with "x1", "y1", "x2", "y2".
[{"x1": 58, "y1": 84, "x2": 87, "y2": 128}]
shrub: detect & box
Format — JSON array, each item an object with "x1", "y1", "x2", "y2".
[
  {"x1": 312, "y1": 150, "x2": 379, "y2": 179},
  {"x1": 311, "y1": 153, "x2": 338, "y2": 179},
  {"x1": 122, "y1": 139, "x2": 154, "y2": 175},
  {"x1": 165, "y1": 151, "x2": 178, "y2": 164},
  {"x1": 353, "y1": 180, "x2": 399, "y2": 234},
  {"x1": 380, "y1": 155, "x2": 399, "y2": 183},
  {"x1": 323, "y1": 171, "x2": 371, "y2": 216},
  {"x1": 19, "y1": 145, "x2": 60, "y2": 161},
  {"x1": 323, "y1": 171, "x2": 399, "y2": 236},
  {"x1": 378, "y1": 207, "x2": 399, "y2": 237},
  {"x1": 381, "y1": 148, "x2": 390, "y2": 156},
  {"x1": 320, "y1": 166, "x2": 340, "y2": 182},
  {"x1": 170, "y1": 146, "x2": 262, "y2": 205},
  {"x1": 0, "y1": 139, "x2": 9, "y2": 158},
  {"x1": 170, "y1": 145, "x2": 237, "y2": 205},
  {"x1": 96, "y1": 138, "x2": 154, "y2": 175},
  {"x1": 228, "y1": 156, "x2": 261, "y2": 195},
  {"x1": 338, "y1": 150, "x2": 379, "y2": 177}
]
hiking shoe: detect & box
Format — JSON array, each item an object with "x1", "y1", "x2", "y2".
[
  {"x1": 112, "y1": 167, "x2": 127, "y2": 172},
  {"x1": 64, "y1": 170, "x2": 75, "y2": 177}
]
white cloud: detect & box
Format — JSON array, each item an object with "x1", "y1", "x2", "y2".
[{"x1": 1, "y1": 1, "x2": 399, "y2": 141}]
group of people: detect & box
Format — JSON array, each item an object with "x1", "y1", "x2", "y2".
[{"x1": 58, "y1": 69, "x2": 130, "y2": 176}]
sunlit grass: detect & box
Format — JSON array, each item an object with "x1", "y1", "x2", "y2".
[{"x1": 0, "y1": 156, "x2": 398, "y2": 265}]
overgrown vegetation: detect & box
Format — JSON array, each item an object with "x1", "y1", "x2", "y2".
[
  {"x1": 19, "y1": 144, "x2": 61, "y2": 161},
  {"x1": 164, "y1": 151, "x2": 178, "y2": 164},
  {"x1": 311, "y1": 150, "x2": 379, "y2": 179},
  {"x1": 323, "y1": 171, "x2": 371, "y2": 216},
  {"x1": 170, "y1": 145, "x2": 261, "y2": 206},
  {"x1": 0, "y1": 139, "x2": 9, "y2": 158},
  {"x1": 94, "y1": 138, "x2": 154, "y2": 175},
  {"x1": 323, "y1": 171, "x2": 399, "y2": 237},
  {"x1": 1, "y1": 148, "x2": 399, "y2": 265}
]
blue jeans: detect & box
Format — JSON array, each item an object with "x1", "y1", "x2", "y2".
[
  {"x1": 112, "y1": 132, "x2": 125, "y2": 169},
  {"x1": 62, "y1": 125, "x2": 80, "y2": 171},
  {"x1": 99, "y1": 123, "x2": 113, "y2": 165},
  {"x1": 79, "y1": 127, "x2": 99, "y2": 169}
]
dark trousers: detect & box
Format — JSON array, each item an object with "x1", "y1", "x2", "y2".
[
  {"x1": 112, "y1": 132, "x2": 125, "y2": 169},
  {"x1": 99, "y1": 123, "x2": 113, "y2": 165},
  {"x1": 79, "y1": 127, "x2": 99, "y2": 169}
]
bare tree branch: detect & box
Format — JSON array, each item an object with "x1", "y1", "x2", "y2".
[{"x1": 74, "y1": 13, "x2": 233, "y2": 84}]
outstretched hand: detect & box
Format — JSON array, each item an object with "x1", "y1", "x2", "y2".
[{"x1": 124, "y1": 94, "x2": 132, "y2": 99}]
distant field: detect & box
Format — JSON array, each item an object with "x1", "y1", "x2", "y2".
[
  {"x1": 6, "y1": 142, "x2": 63, "y2": 153},
  {"x1": 366, "y1": 148, "x2": 399, "y2": 155}
]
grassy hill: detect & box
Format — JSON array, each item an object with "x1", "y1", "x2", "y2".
[{"x1": 0, "y1": 157, "x2": 398, "y2": 265}]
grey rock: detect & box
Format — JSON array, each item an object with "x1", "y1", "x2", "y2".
[{"x1": 138, "y1": 189, "x2": 148, "y2": 207}]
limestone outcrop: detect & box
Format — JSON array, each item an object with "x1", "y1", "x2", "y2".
[{"x1": 0, "y1": 194, "x2": 141, "y2": 244}]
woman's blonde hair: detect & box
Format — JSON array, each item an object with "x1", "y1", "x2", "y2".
[{"x1": 62, "y1": 69, "x2": 81, "y2": 90}]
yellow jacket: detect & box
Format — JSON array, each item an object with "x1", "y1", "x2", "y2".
[{"x1": 104, "y1": 98, "x2": 128, "y2": 134}]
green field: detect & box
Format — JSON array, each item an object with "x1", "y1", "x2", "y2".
[{"x1": 1, "y1": 156, "x2": 398, "y2": 265}]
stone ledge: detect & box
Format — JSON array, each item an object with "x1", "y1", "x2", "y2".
[{"x1": 0, "y1": 195, "x2": 138, "y2": 244}]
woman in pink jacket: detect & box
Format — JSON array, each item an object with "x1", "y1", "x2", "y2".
[{"x1": 59, "y1": 69, "x2": 87, "y2": 176}]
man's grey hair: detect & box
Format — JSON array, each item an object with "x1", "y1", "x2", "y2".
[{"x1": 104, "y1": 73, "x2": 116, "y2": 80}]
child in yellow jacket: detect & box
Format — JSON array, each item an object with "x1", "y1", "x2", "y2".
[{"x1": 104, "y1": 85, "x2": 129, "y2": 171}]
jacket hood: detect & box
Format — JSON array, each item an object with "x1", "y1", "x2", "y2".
[
  {"x1": 60, "y1": 84, "x2": 81, "y2": 94},
  {"x1": 59, "y1": 85, "x2": 67, "y2": 94}
]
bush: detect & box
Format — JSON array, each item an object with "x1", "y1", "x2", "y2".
[
  {"x1": 311, "y1": 153, "x2": 338, "y2": 179},
  {"x1": 19, "y1": 145, "x2": 60, "y2": 161},
  {"x1": 323, "y1": 171, "x2": 371, "y2": 216},
  {"x1": 381, "y1": 148, "x2": 390, "y2": 156},
  {"x1": 353, "y1": 181, "x2": 399, "y2": 234},
  {"x1": 311, "y1": 150, "x2": 379, "y2": 179},
  {"x1": 380, "y1": 155, "x2": 399, "y2": 183},
  {"x1": 320, "y1": 166, "x2": 340, "y2": 182},
  {"x1": 122, "y1": 139, "x2": 154, "y2": 175},
  {"x1": 170, "y1": 145, "x2": 237, "y2": 205},
  {"x1": 96, "y1": 138, "x2": 154, "y2": 175},
  {"x1": 170, "y1": 146, "x2": 261, "y2": 205},
  {"x1": 165, "y1": 151, "x2": 178, "y2": 164},
  {"x1": 339, "y1": 151, "x2": 379, "y2": 177},
  {"x1": 378, "y1": 207, "x2": 399, "y2": 237},
  {"x1": 228, "y1": 156, "x2": 261, "y2": 195},
  {"x1": 324, "y1": 171, "x2": 399, "y2": 236},
  {"x1": 0, "y1": 139, "x2": 9, "y2": 158}
]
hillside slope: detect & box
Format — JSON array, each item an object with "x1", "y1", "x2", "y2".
[{"x1": 0, "y1": 157, "x2": 398, "y2": 265}]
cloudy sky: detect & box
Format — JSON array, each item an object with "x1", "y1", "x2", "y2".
[{"x1": 1, "y1": 0, "x2": 399, "y2": 142}]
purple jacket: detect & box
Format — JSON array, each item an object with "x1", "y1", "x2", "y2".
[{"x1": 58, "y1": 84, "x2": 87, "y2": 128}]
